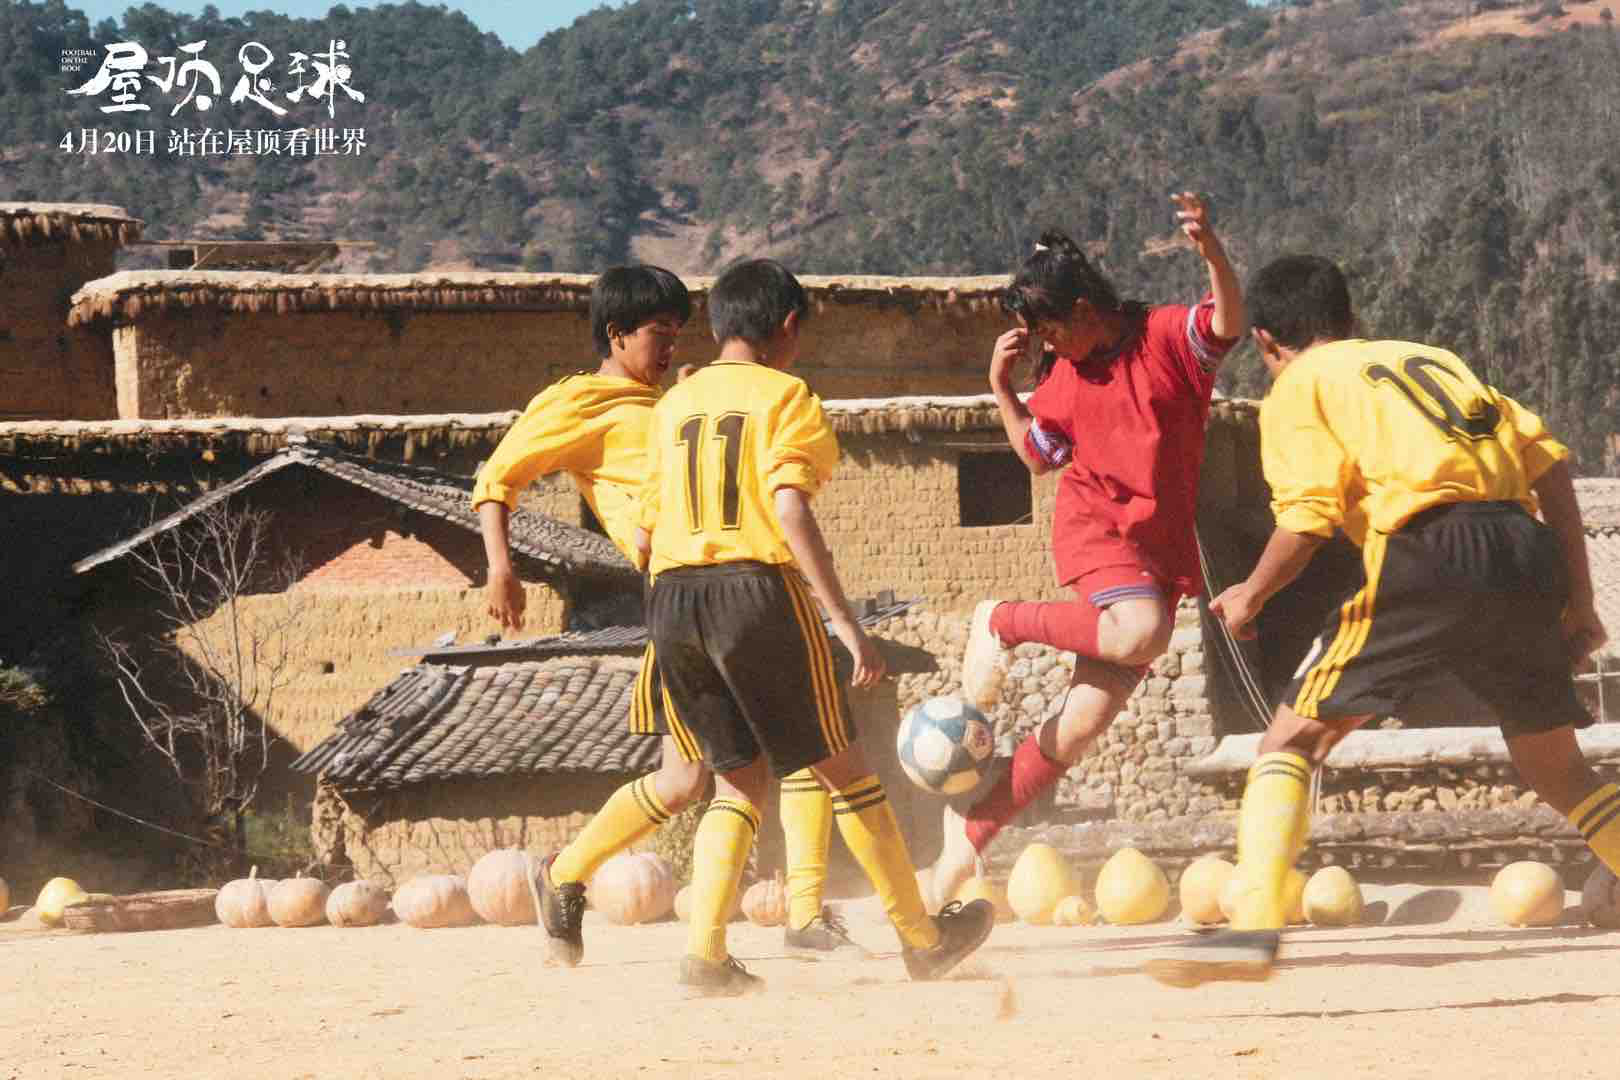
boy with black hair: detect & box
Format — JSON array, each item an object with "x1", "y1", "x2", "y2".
[
  {"x1": 637, "y1": 258, "x2": 996, "y2": 996},
  {"x1": 1146, "y1": 254, "x2": 1610, "y2": 987},
  {"x1": 474, "y1": 264, "x2": 859, "y2": 968}
]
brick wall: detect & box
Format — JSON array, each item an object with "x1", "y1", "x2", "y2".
[{"x1": 0, "y1": 241, "x2": 119, "y2": 420}]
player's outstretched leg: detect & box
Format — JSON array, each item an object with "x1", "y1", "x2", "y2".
[
  {"x1": 533, "y1": 737, "x2": 706, "y2": 966},
  {"x1": 781, "y1": 768, "x2": 868, "y2": 957},
  {"x1": 1144, "y1": 751, "x2": 1311, "y2": 988},
  {"x1": 1506, "y1": 727, "x2": 1620, "y2": 875},
  {"x1": 679, "y1": 790, "x2": 765, "y2": 997}
]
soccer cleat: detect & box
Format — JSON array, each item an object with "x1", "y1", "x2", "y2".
[
  {"x1": 784, "y1": 906, "x2": 870, "y2": 958},
  {"x1": 529, "y1": 851, "x2": 587, "y2": 967},
  {"x1": 679, "y1": 955, "x2": 766, "y2": 997},
  {"x1": 960, "y1": 600, "x2": 1010, "y2": 711},
  {"x1": 1142, "y1": 929, "x2": 1281, "y2": 988},
  {"x1": 903, "y1": 899, "x2": 996, "y2": 981},
  {"x1": 929, "y1": 801, "x2": 985, "y2": 913}
]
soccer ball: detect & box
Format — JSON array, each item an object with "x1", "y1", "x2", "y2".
[
  {"x1": 1580, "y1": 863, "x2": 1620, "y2": 929},
  {"x1": 897, "y1": 696, "x2": 994, "y2": 796}
]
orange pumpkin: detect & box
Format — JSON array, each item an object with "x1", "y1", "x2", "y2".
[
  {"x1": 216, "y1": 866, "x2": 279, "y2": 928},
  {"x1": 268, "y1": 876, "x2": 331, "y2": 927},
  {"x1": 588, "y1": 853, "x2": 675, "y2": 925},
  {"x1": 393, "y1": 875, "x2": 481, "y2": 929},
  {"x1": 467, "y1": 849, "x2": 537, "y2": 926},
  {"x1": 326, "y1": 880, "x2": 391, "y2": 927},
  {"x1": 740, "y1": 871, "x2": 788, "y2": 927}
]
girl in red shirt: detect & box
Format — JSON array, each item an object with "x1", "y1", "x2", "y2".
[{"x1": 933, "y1": 193, "x2": 1246, "y2": 907}]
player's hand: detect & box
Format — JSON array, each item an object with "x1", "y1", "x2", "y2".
[
  {"x1": 485, "y1": 565, "x2": 525, "y2": 632},
  {"x1": 833, "y1": 619, "x2": 886, "y2": 689},
  {"x1": 1173, "y1": 191, "x2": 1220, "y2": 260},
  {"x1": 1210, "y1": 582, "x2": 1261, "y2": 641},
  {"x1": 1564, "y1": 601, "x2": 1608, "y2": 668},
  {"x1": 990, "y1": 327, "x2": 1029, "y2": 385}
]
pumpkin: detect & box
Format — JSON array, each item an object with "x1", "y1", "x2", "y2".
[
  {"x1": 1302, "y1": 866, "x2": 1364, "y2": 926},
  {"x1": 35, "y1": 877, "x2": 89, "y2": 927},
  {"x1": 326, "y1": 880, "x2": 392, "y2": 927},
  {"x1": 1490, "y1": 861, "x2": 1564, "y2": 927},
  {"x1": 1218, "y1": 866, "x2": 1307, "y2": 925},
  {"x1": 953, "y1": 873, "x2": 1015, "y2": 923},
  {"x1": 741, "y1": 871, "x2": 788, "y2": 927},
  {"x1": 467, "y1": 849, "x2": 538, "y2": 926},
  {"x1": 1094, "y1": 848, "x2": 1169, "y2": 925},
  {"x1": 1006, "y1": 843, "x2": 1081, "y2": 925},
  {"x1": 216, "y1": 866, "x2": 279, "y2": 928},
  {"x1": 673, "y1": 883, "x2": 743, "y2": 923},
  {"x1": 393, "y1": 875, "x2": 480, "y2": 928},
  {"x1": 1051, "y1": 894, "x2": 1094, "y2": 927},
  {"x1": 1178, "y1": 856, "x2": 1234, "y2": 925},
  {"x1": 588, "y1": 852, "x2": 675, "y2": 925},
  {"x1": 268, "y1": 876, "x2": 331, "y2": 927},
  {"x1": 1580, "y1": 863, "x2": 1620, "y2": 929}
]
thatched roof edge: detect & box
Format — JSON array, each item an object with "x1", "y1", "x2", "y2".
[
  {"x1": 1, "y1": 207, "x2": 143, "y2": 250},
  {"x1": 67, "y1": 270, "x2": 1013, "y2": 326}
]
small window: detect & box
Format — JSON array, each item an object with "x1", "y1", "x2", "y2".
[
  {"x1": 579, "y1": 497, "x2": 608, "y2": 537},
  {"x1": 958, "y1": 452, "x2": 1032, "y2": 527}
]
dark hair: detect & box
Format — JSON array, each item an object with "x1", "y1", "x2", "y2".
[
  {"x1": 1001, "y1": 230, "x2": 1145, "y2": 383},
  {"x1": 590, "y1": 265, "x2": 692, "y2": 358},
  {"x1": 1246, "y1": 255, "x2": 1354, "y2": 350},
  {"x1": 707, "y1": 258, "x2": 810, "y2": 346}
]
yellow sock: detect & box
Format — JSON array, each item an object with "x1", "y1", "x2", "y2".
[
  {"x1": 1569, "y1": 783, "x2": 1620, "y2": 875},
  {"x1": 1232, "y1": 752, "x2": 1312, "y2": 931},
  {"x1": 781, "y1": 769, "x2": 833, "y2": 930},
  {"x1": 551, "y1": 774, "x2": 671, "y2": 885},
  {"x1": 686, "y1": 797, "x2": 760, "y2": 965},
  {"x1": 829, "y1": 774, "x2": 938, "y2": 951}
]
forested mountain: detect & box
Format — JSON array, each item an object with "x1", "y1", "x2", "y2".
[{"x1": 2, "y1": 0, "x2": 1617, "y2": 471}]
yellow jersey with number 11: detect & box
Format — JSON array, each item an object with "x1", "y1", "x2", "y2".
[
  {"x1": 638, "y1": 360, "x2": 839, "y2": 577},
  {"x1": 1260, "y1": 338, "x2": 1569, "y2": 547}
]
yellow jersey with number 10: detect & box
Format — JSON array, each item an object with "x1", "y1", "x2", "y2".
[
  {"x1": 1260, "y1": 338, "x2": 1569, "y2": 547},
  {"x1": 639, "y1": 360, "x2": 839, "y2": 577}
]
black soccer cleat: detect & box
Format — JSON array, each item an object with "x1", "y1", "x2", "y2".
[
  {"x1": 679, "y1": 955, "x2": 766, "y2": 997},
  {"x1": 529, "y1": 851, "x2": 587, "y2": 968},
  {"x1": 784, "y1": 906, "x2": 870, "y2": 958},
  {"x1": 1142, "y1": 929, "x2": 1281, "y2": 988},
  {"x1": 902, "y1": 898, "x2": 996, "y2": 981}
]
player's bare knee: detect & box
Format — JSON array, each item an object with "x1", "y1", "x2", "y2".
[
  {"x1": 1105, "y1": 604, "x2": 1172, "y2": 667},
  {"x1": 658, "y1": 757, "x2": 709, "y2": 811}
]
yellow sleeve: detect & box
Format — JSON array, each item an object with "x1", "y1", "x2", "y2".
[
  {"x1": 1261, "y1": 369, "x2": 1349, "y2": 539},
  {"x1": 1496, "y1": 391, "x2": 1570, "y2": 484},
  {"x1": 470, "y1": 386, "x2": 584, "y2": 511},
  {"x1": 766, "y1": 382, "x2": 839, "y2": 497},
  {"x1": 637, "y1": 409, "x2": 663, "y2": 532}
]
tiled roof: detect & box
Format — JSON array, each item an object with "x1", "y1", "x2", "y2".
[
  {"x1": 289, "y1": 657, "x2": 661, "y2": 787},
  {"x1": 70, "y1": 438, "x2": 635, "y2": 583}
]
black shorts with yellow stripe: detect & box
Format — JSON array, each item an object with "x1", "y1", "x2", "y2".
[
  {"x1": 646, "y1": 560, "x2": 854, "y2": 778},
  {"x1": 628, "y1": 641, "x2": 692, "y2": 747},
  {"x1": 1285, "y1": 501, "x2": 1589, "y2": 737}
]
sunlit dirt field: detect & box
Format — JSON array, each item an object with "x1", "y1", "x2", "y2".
[{"x1": 4, "y1": 883, "x2": 1617, "y2": 1080}]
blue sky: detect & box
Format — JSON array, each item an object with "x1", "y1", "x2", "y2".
[{"x1": 72, "y1": 1, "x2": 620, "y2": 52}]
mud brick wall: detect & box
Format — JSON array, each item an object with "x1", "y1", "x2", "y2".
[{"x1": 0, "y1": 240, "x2": 119, "y2": 420}]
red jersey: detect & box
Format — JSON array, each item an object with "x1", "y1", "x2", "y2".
[{"x1": 1023, "y1": 299, "x2": 1235, "y2": 594}]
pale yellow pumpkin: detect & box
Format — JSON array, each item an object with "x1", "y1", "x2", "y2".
[
  {"x1": 1490, "y1": 861, "x2": 1564, "y2": 927},
  {"x1": 1218, "y1": 866, "x2": 1307, "y2": 925},
  {"x1": 216, "y1": 866, "x2": 279, "y2": 928},
  {"x1": 588, "y1": 852, "x2": 675, "y2": 925},
  {"x1": 269, "y1": 876, "x2": 331, "y2": 927},
  {"x1": 953, "y1": 874, "x2": 1015, "y2": 923},
  {"x1": 1580, "y1": 863, "x2": 1620, "y2": 929},
  {"x1": 1094, "y1": 848, "x2": 1170, "y2": 925},
  {"x1": 326, "y1": 880, "x2": 392, "y2": 928},
  {"x1": 741, "y1": 871, "x2": 788, "y2": 927},
  {"x1": 35, "y1": 877, "x2": 89, "y2": 927},
  {"x1": 1051, "y1": 894, "x2": 1094, "y2": 927},
  {"x1": 1302, "y1": 866, "x2": 1364, "y2": 926},
  {"x1": 1178, "y1": 856, "x2": 1234, "y2": 925},
  {"x1": 466, "y1": 849, "x2": 537, "y2": 926},
  {"x1": 1006, "y1": 843, "x2": 1081, "y2": 925},
  {"x1": 393, "y1": 875, "x2": 480, "y2": 928}
]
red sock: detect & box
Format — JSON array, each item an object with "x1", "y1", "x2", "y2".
[
  {"x1": 992, "y1": 599, "x2": 1102, "y2": 657},
  {"x1": 964, "y1": 735, "x2": 1069, "y2": 851}
]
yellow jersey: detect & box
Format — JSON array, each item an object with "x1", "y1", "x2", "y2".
[
  {"x1": 1260, "y1": 338, "x2": 1568, "y2": 546},
  {"x1": 471, "y1": 373, "x2": 659, "y2": 564},
  {"x1": 639, "y1": 360, "x2": 839, "y2": 577}
]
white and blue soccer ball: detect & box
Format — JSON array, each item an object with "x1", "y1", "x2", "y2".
[{"x1": 897, "y1": 696, "x2": 995, "y2": 796}]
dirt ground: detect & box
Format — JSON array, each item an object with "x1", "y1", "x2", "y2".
[{"x1": 4, "y1": 883, "x2": 1618, "y2": 1080}]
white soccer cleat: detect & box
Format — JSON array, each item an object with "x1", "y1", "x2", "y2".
[
  {"x1": 960, "y1": 600, "x2": 1009, "y2": 711},
  {"x1": 929, "y1": 801, "x2": 985, "y2": 913}
]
